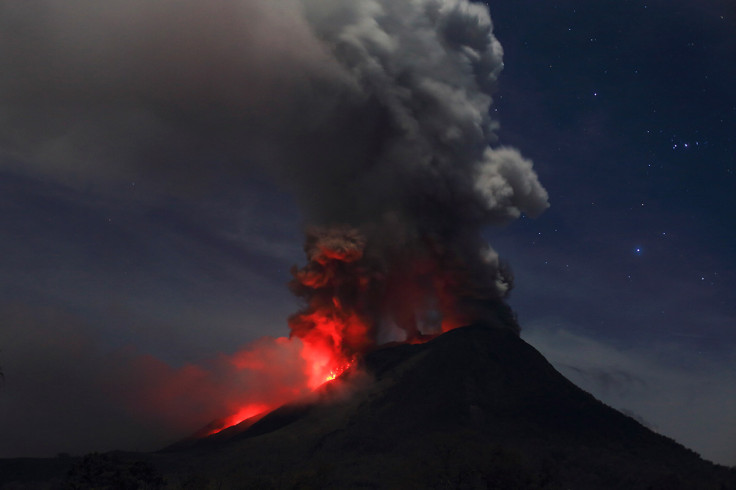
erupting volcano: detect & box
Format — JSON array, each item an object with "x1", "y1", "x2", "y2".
[
  {"x1": 286, "y1": 224, "x2": 525, "y2": 389},
  {"x1": 198, "y1": 0, "x2": 551, "y2": 434},
  {"x1": 3, "y1": 2, "x2": 736, "y2": 487},
  {"x1": 208, "y1": 213, "x2": 542, "y2": 435},
  {"x1": 162, "y1": 324, "x2": 736, "y2": 489},
  {"x1": 0, "y1": 0, "x2": 551, "y2": 440}
]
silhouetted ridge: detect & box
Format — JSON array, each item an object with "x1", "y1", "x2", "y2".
[
  {"x1": 3, "y1": 323, "x2": 733, "y2": 489},
  {"x1": 178, "y1": 323, "x2": 735, "y2": 489}
]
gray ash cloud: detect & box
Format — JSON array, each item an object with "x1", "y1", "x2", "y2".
[{"x1": 1, "y1": 0, "x2": 548, "y2": 336}]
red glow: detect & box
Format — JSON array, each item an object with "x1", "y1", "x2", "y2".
[
  {"x1": 205, "y1": 403, "x2": 271, "y2": 436},
  {"x1": 118, "y1": 225, "x2": 506, "y2": 443},
  {"x1": 324, "y1": 361, "x2": 353, "y2": 383},
  {"x1": 295, "y1": 310, "x2": 364, "y2": 389},
  {"x1": 287, "y1": 228, "x2": 375, "y2": 391},
  {"x1": 193, "y1": 228, "x2": 488, "y2": 437}
]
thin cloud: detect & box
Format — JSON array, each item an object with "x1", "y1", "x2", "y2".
[{"x1": 524, "y1": 326, "x2": 736, "y2": 467}]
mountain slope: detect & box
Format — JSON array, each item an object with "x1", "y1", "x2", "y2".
[
  {"x1": 166, "y1": 323, "x2": 735, "y2": 489},
  {"x1": 2, "y1": 323, "x2": 734, "y2": 489}
]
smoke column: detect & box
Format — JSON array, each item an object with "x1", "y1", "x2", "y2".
[
  {"x1": 0, "y1": 0, "x2": 549, "y2": 435},
  {"x1": 283, "y1": 0, "x2": 549, "y2": 380}
]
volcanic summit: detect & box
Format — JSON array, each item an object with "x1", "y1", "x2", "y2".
[
  {"x1": 2, "y1": 322, "x2": 735, "y2": 489},
  {"x1": 159, "y1": 322, "x2": 734, "y2": 489}
]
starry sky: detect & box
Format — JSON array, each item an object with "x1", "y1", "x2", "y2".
[
  {"x1": 485, "y1": 0, "x2": 736, "y2": 466},
  {"x1": 1, "y1": 0, "x2": 735, "y2": 466}
]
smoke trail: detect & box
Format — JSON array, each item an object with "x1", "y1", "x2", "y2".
[
  {"x1": 0, "y1": 0, "x2": 548, "y2": 431},
  {"x1": 1, "y1": 0, "x2": 548, "y2": 344},
  {"x1": 283, "y1": 0, "x2": 549, "y2": 358},
  {"x1": 0, "y1": 0, "x2": 547, "y2": 222}
]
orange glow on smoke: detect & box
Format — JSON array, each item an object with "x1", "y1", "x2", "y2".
[
  {"x1": 201, "y1": 228, "x2": 480, "y2": 437},
  {"x1": 206, "y1": 402, "x2": 271, "y2": 436},
  {"x1": 296, "y1": 310, "x2": 364, "y2": 389},
  {"x1": 206, "y1": 332, "x2": 358, "y2": 434},
  {"x1": 324, "y1": 361, "x2": 353, "y2": 383},
  {"x1": 204, "y1": 309, "x2": 368, "y2": 434}
]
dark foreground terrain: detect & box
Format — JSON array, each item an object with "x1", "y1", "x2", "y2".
[{"x1": 2, "y1": 323, "x2": 735, "y2": 489}]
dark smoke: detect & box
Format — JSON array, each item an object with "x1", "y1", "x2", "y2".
[
  {"x1": 1, "y1": 0, "x2": 548, "y2": 341},
  {"x1": 284, "y1": 0, "x2": 549, "y2": 347},
  {"x1": 0, "y1": 0, "x2": 550, "y2": 456}
]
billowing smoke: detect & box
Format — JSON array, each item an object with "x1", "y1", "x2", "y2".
[
  {"x1": 0, "y1": 0, "x2": 547, "y2": 220},
  {"x1": 1, "y1": 0, "x2": 547, "y2": 336},
  {"x1": 0, "y1": 0, "x2": 548, "y2": 437},
  {"x1": 280, "y1": 0, "x2": 549, "y2": 370}
]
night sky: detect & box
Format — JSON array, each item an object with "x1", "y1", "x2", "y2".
[{"x1": 1, "y1": 0, "x2": 735, "y2": 466}]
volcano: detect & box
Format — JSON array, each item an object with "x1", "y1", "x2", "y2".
[
  {"x1": 2, "y1": 323, "x2": 734, "y2": 489},
  {"x1": 154, "y1": 322, "x2": 734, "y2": 489}
]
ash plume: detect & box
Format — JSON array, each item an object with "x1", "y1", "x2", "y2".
[
  {"x1": 1, "y1": 0, "x2": 548, "y2": 363},
  {"x1": 283, "y1": 0, "x2": 549, "y2": 353}
]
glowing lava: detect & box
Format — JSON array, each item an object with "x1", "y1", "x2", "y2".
[
  {"x1": 204, "y1": 228, "x2": 501, "y2": 437},
  {"x1": 205, "y1": 403, "x2": 271, "y2": 436},
  {"x1": 288, "y1": 227, "x2": 375, "y2": 390},
  {"x1": 324, "y1": 362, "x2": 353, "y2": 383}
]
